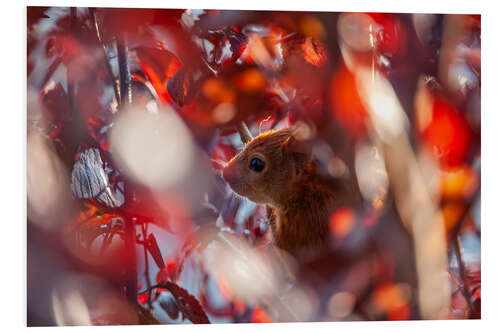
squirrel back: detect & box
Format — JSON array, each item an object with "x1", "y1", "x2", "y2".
[{"x1": 267, "y1": 159, "x2": 339, "y2": 255}]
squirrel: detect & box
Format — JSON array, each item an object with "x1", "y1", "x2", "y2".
[{"x1": 222, "y1": 127, "x2": 353, "y2": 258}]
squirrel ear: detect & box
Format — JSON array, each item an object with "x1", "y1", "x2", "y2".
[
  {"x1": 281, "y1": 121, "x2": 314, "y2": 156},
  {"x1": 281, "y1": 135, "x2": 308, "y2": 155},
  {"x1": 281, "y1": 135, "x2": 310, "y2": 176}
]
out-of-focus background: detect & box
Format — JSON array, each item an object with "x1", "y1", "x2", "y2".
[{"x1": 27, "y1": 7, "x2": 480, "y2": 325}]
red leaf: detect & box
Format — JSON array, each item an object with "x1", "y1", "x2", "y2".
[
  {"x1": 147, "y1": 234, "x2": 165, "y2": 269},
  {"x1": 156, "y1": 259, "x2": 179, "y2": 283},
  {"x1": 367, "y1": 13, "x2": 407, "y2": 56},
  {"x1": 300, "y1": 37, "x2": 328, "y2": 67},
  {"x1": 329, "y1": 64, "x2": 367, "y2": 138},
  {"x1": 41, "y1": 82, "x2": 70, "y2": 120},
  {"x1": 135, "y1": 46, "x2": 182, "y2": 104},
  {"x1": 66, "y1": 202, "x2": 119, "y2": 234},
  {"x1": 138, "y1": 293, "x2": 149, "y2": 305},
  {"x1": 388, "y1": 304, "x2": 410, "y2": 321},
  {"x1": 421, "y1": 98, "x2": 471, "y2": 166},
  {"x1": 161, "y1": 282, "x2": 210, "y2": 324},
  {"x1": 156, "y1": 269, "x2": 169, "y2": 284},
  {"x1": 167, "y1": 66, "x2": 210, "y2": 107}
]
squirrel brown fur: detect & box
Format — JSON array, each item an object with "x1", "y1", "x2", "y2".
[{"x1": 222, "y1": 127, "x2": 350, "y2": 257}]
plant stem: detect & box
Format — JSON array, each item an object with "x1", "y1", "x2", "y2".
[
  {"x1": 116, "y1": 32, "x2": 137, "y2": 306},
  {"x1": 89, "y1": 7, "x2": 120, "y2": 104},
  {"x1": 116, "y1": 35, "x2": 132, "y2": 107},
  {"x1": 452, "y1": 236, "x2": 479, "y2": 318},
  {"x1": 237, "y1": 121, "x2": 253, "y2": 143},
  {"x1": 141, "y1": 223, "x2": 153, "y2": 309}
]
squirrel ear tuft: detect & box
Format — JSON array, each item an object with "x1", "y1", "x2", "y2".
[
  {"x1": 281, "y1": 122, "x2": 313, "y2": 156},
  {"x1": 281, "y1": 135, "x2": 307, "y2": 155},
  {"x1": 281, "y1": 134, "x2": 311, "y2": 176}
]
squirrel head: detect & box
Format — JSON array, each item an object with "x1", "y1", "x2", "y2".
[{"x1": 222, "y1": 127, "x2": 311, "y2": 206}]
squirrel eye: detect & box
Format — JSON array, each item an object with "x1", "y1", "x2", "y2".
[{"x1": 249, "y1": 157, "x2": 266, "y2": 172}]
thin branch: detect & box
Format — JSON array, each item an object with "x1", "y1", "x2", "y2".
[
  {"x1": 89, "y1": 7, "x2": 120, "y2": 104},
  {"x1": 123, "y1": 206, "x2": 138, "y2": 305},
  {"x1": 116, "y1": 34, "x2": 132, "y2": 107},
  {"x1": 40, "y1": 57, "x2": 62, "y2": 90},
  {"x1": 452, "y1": 237, "x2": 478, "y2": 318},
  {"x1": 138, "y1": 283, "x2": 163, "y2": 295},
  {"x1": 116, "y1": 31, "x2": 137, "y2": 306},
  {"x1": 237, "y1": 121, "x2": 253, "y2": 144},
  {"x1": 141, "y1": 223, "x2": 153, "y2": 309},
  {"x1": 447, "y1": 187, "x2": 480, "y2": 319}
]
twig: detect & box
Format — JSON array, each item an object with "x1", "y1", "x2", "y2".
[
  {"x1": 116, "y1": 34, "x2": 132, "y2": 107},
  {"x1": 89, "y1": 7, "x2": 120, "y2": 104},
  {"x1": 122, "y1": 215, "x2": 138, "y2": 305},
  {"x1": 446, "y1": 187, "x2": 480, "y2": 318},
  {"x1": 40, "y1": 57, "x2": 62, "y2": 90},
  {"x1": 138, "y1": 283, "x2": 163, "y2": 295},
  {"x1": 237, "y1": 121, "x2": 253, "y2": 144},
  {"x1": 141, "y1": 223, "x2": 153, "y2": 309},
  {"x1": 116, "y1": 31, "x2": 137, "y2": 306},
  {"x1": 452, "y1": 237, "x2": 478, "y2": 318}
]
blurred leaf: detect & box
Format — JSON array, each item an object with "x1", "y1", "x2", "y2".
[
  {"x1": 300, "y1": 37, "x2": 328, "y2": 67},
  {"x1": 160, "y1": 282, "x2": 210, "y2": 324},
  {"x1": 251, "y1": 307, "x2": 274, "y2": 323},
  {"x1": 146, "y1": 233, "x2": 165, "y2": 269},
  {"x1": 441, "y1": 165, "x2": 479, "y2": 200},
  {"x1": 67, "y1": 202, "x2": 120, "y2": 233},
  {"x1": 159, "y1": 294, "x2": 180, "y2": 320},
  {"x1": 41, "y1": 82, "x2": 71, "y2": 123},
  {"x1": 329, "y1": 64, "x2": 367, "y2": 138},
  {"x1": 167, "y1": 66, "x2": 210, "y2": 107},
  {"x1": 71, "y1": 148, "x2": 123, "y2": 208},
  {"x1": 138, "y1": 293, "x2": 149, "y2": 305},
  {"x1": 135, "y1": 46, "x2": 182, "y2": 104},
  {"x1": 420, "y1": 97, "x2": 472, "y2": 166},
  {"x1": 367, "y1": 13, "x2": 407, "y2": 57}
]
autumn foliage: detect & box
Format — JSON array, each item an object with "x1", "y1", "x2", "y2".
[{"x1": 27, "y1": 7, "x2": 480, "y2": 325}]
